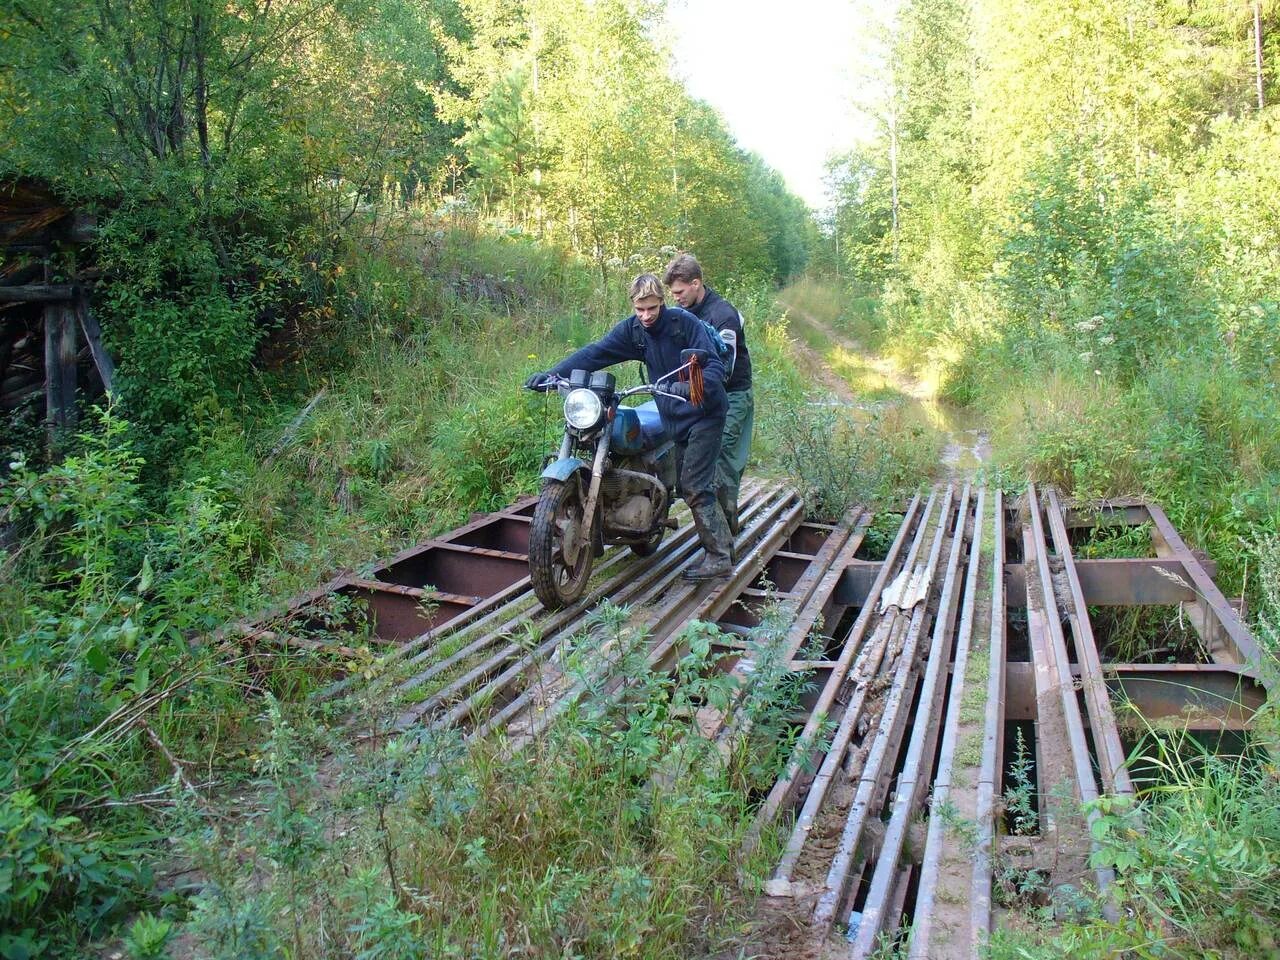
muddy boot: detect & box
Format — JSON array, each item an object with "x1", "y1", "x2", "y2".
[
  {"x1": 682, "y1": 499, "x2": 734, "y2": 581},
  {"x1": 717, "y1": 484, "x2": 740, "y2": 537}
]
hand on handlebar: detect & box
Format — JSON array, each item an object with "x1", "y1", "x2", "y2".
[
  {"x1": 525, "y1": 371, "x2": 557, "y2": 392},
  {"x1": 667, "y1": 381, "x2": 691, "y2": 401}
]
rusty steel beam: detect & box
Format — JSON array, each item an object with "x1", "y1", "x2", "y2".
[
  {"x1": 812, "y1": 486, "x2": 955, "y2": 933},
  {"x1": 971, "y1": 490, "x2": 1006, "y2": 951},
  {"x1": 762, "y1": 493, "x2": 936, "y2": 889},
  {"x1": 1025, "y1": 481, "x2": 1116, "y2": 897},
  {"x1": 1062, "y1": 500, "x2": 1149, "y2": 529},
  {"x1": 909, "y1": 487, "x2": 989, "y2": 959},
  {"x1": 1003, "y1": 557, "x2": 1199, "y2": 607},
  {"x1": 855, "y1": 485, "x2": 974, "y2": 956},
  {"x1": 1045, "y1": 487, "x2": 1133, "y2": 797},
  {"x1": 833, "y1": 559, "x2": 884, "y2": 608},
  {"x1": 1005, "y1": 661, "x2": 1264, "y2": 732},
  {"x1": 746, "y1": 494, "x2": 925, "y2": 858},
  {"x1": 695, "y1": 508, "x2": 873, "y2": 746},
  {"x1": 455, "y1": 486, "x2": 802, "y2": 741},
  {"x1": 482, "y1": 489, "x2": 810, "y2": 744},
  {"x1": 1146, "y1": 502, "x2": 1264, "y2": 675}
]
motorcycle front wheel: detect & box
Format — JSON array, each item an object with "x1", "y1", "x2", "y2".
[{"x1": 529, "y1": 478, "x2": 595, "y2": 610}]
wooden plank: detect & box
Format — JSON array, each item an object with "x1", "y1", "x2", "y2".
[
  {"x1": 76, "y1": 296, "x2": 114, "y2": 394},
  {"x1": 43, "y1": 302, "x2": 79, "y2": 435},
  {"x1": 0, "y1": 283, "x2": 75, "y2": 303}
]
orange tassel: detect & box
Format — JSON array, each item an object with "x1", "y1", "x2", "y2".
[{"x1": 682, "y1": 353, "x2": 704, "y2": 407}]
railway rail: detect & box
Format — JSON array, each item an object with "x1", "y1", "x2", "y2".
[{"x1": 225, "y1": 480, "x2": 1268, "y2": 957}]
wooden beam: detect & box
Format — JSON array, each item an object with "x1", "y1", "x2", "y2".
[
  {"x1": 0, "y1": 283, "x2": 75, "y2": 303},
  {"x1": 75, "y1": 295, "x2": 114, "y2": 394},
  {"x1": 43, "y1": 303, "x2": 78, "y2": 435}
]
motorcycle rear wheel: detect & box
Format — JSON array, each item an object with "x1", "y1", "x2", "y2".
[{"x1": 529, "y1": 478, "x2": 594, "y2": 609}]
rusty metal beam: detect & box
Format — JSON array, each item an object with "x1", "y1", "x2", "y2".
[
  {"x1": 1146, "y1": 502, "x2": 1264, "y2": 675},
  {"x1": 971, "y1": 490, "x2": 1006, "y2": 951},
  {"x1": 1005, "y1": 661, "x2": 1264, "y2": 732},
  {"x1": 1004, "y1": 557, "x2": 1200, "y2": 607},
  {"x1": 812, "y1": 486, "x2": 955, "y2": 933},
  {"x1": 747, "y1": 495, "x2": 925, "y2": 858},
  {"x1": 1046, "y1": 487, "x2": 1133, "y2": 796},
  {"x1": 1026, "y1": 481, "x2": 1117, "y2": 897}
]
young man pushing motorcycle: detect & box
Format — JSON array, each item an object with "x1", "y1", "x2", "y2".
[{"x1": 525, "y1": 274, "x2": 735, "y2": 581}]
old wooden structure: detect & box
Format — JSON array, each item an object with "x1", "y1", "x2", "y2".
[{"x1": 1, "y1": 178, "x2": 113, "y2": 444}]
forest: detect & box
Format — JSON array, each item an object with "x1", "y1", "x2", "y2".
[{"x1": 1, "y1": 0, "x2": 1279, "y2": 957}]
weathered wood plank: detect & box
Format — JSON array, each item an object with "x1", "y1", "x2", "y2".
[
  {"x1": 76, "y1": 295, "x2": 114, "y2": 394},
  {"x1": 0, "y1": 283, "x2": 75, "y2": 303},
  {"x1": 44, "y1": 303, "x2": 78, "y2": 433}
]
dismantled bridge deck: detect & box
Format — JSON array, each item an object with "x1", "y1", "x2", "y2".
[{"x1": 227, "y1": 481, "x2": 1268, "y2": 957}]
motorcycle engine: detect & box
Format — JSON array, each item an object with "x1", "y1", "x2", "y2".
[{"x1": 608, "y1": 493, "x2": 655, "y2": 532}]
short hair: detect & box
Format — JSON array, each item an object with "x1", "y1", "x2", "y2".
[
  {"x1": 663, "y1": 253, "x2": 703, "y2": 285},
  {"x1": 629, "y1": 273, "x2": 664, "y2": 302}
]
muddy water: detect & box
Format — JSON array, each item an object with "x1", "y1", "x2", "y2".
[{"x1": 930, "y1": 399, "x2": 992, "y2": 477}]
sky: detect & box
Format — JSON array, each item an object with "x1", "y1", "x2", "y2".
[{"x1": 669, "y1": 0, "x2": 888, "y2": 211}]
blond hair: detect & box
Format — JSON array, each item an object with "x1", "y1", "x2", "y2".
[{"x1": 629, "y1": 273, "x2": 664, "y2": 302}]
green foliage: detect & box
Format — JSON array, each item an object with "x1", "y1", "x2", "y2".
[
  {"x1": 123, "y1": 912, "x2": 175, "y2": 960},
  {"x1": 0, "y1": 789, "x2": 146, "y2": 960},
  {"x1": 1003, "y1": 728, "x2": 1038, "y2": 837},
  {"x1": 443, "y1": 0, "x2": 811, "y2": 283}
]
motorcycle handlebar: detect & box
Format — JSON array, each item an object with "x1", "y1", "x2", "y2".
[{"x1": 526, "y1": 357, "x2": 697, "y2": 401}]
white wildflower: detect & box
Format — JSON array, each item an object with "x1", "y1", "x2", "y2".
[
  {"x1": 1078, "y1": 351, "x2": 1094, "y2": 363},
  {"x1": 1099, "y1": 334, "x2": 1116, "y2": 346}
]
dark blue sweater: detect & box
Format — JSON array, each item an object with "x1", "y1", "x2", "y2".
[{"x1": 549, "y1": 305, "x2": 727, "y2": 441}]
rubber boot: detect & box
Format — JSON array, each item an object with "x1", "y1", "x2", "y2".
[
  {"x1": 682, "y1": 498, "x2": 734, "y2": 581},
  {"x1": 717, "y1": 484, "x2": 740, "y2": 537}
]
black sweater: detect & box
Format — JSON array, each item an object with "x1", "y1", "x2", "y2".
[
  {"x1": 548, "y1": 304, "x2": 727, "y2": 441},
  {"x1": 689, "y1": 286, "x2": 752, "y2": 393}
]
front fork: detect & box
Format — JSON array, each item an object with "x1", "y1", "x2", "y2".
[{"x1": 575, "y1": 431, "x2": 611, "y2": 558}]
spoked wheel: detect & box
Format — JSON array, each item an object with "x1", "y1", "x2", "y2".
[{"x1": 529, "y1": 478, "x2": 595, "y2": 609}]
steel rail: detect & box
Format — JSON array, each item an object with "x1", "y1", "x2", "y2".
[
  {"x1": 776, "y1": 511, "x2": 875, "y2": 663},
  {"x1": 694, "y1": 505, "x2": 873, "y2": 747},
  {"x1": 420, "y1": 486, "x2": 793, "y2": 735},
  {"x1": 745, "y1": 494, "x2": 925, "y2": 858},
  {"x1": 852, "y1": 484, "x2": 973, "y2": 956},
  {"x1": 812, "y1": 485, "x2": 955, "y2": 934},
  {"x1": 905, "y1": 487, "x2": 987, "y2": 959},
  {"x1": 503, "y1": 493, "x2": 808, "y2": 745},
  {"x1": 322, "y1": 481, "x2": 764, "y2": 703},
  {"x1": 1025, "y1": 481, "x2": 1116, "y2": 896},
  {"x1": 766, "y1": 494, "x2": 937, "y2": 890},
  {"x1": 1044, "y1": 487, "x2": 1133, "y2": 796},
  {"x1": 970, "y1": 490, "x2": 1005, "y2": 949}
]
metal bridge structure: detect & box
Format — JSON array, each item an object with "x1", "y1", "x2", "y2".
[{"x1": 226, "y1": 480, "x2": 1267, "y2": 958}]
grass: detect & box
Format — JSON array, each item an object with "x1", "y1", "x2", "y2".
[{"x1": 169, "y1": 604, "x2": 819, "y2": 960}]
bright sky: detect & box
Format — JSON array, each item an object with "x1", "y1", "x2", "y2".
[{"x1": 669, "y1": 0, "x2": 888, "y2": 211}]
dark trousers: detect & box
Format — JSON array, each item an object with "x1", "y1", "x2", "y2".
[
  {"x1": 674, "y1": 415, "x2": 733, "y2": 566},
  {"x1": 674, "y1": 415, "x2": 725, "y2": 510}
]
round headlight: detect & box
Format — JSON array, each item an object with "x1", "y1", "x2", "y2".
[{"x1": 564, "y1": 388, "x2": 604, "y2": 429}]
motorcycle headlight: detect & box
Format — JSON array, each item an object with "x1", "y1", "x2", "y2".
[{"x1": 564, "y1": 388, "x2": 604, "y2": 430}]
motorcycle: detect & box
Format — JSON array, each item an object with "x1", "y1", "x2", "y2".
[{"x1": 524, "y1": 351, "x2": 707, "y2": 610}]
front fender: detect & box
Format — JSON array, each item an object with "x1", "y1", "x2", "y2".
[{"x1": 541, "y1": 457, "x2": 589, "y2": 482}]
